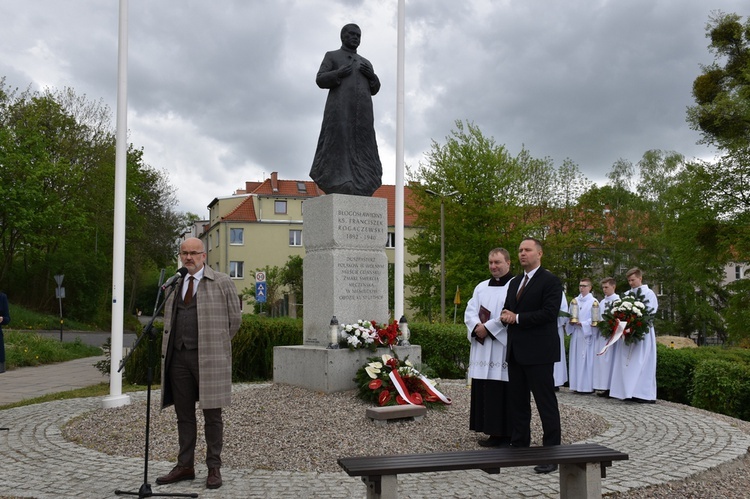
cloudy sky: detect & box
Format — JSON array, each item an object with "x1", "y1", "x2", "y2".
[{"x1": 1, "y1": 0, "x2": 745, "y2": 217}]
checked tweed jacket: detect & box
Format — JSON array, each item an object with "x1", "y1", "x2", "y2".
[{"x1": 160, "y1": 265, "x2": 242, "y2": 410}]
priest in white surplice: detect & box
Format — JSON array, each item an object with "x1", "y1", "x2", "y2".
[
  {"x1": 465, "y1": 248, "x2": 515, "y2": 447},
  {"x1": 609, "y1": 267, "x2": 658, "y2": 403},
  {"x1": 567, "y1": 278, "x2": 596, "y2": 393}
]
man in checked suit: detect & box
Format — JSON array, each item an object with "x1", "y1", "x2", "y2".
[
  {"x1": 157, "y1": 237, "x2": 242, "y2": 490},
  {"x1": 501, "y1": 237, "x2": 564, "y2": 474}
]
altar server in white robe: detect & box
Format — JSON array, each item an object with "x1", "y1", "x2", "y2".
[
  {"x1": 553, "y1": 292, "x2": 569, "y2": 388},
  {"x1": 567, "y1": 278, "x2": 596, "y2": 393},
  {"x1": 609, "y1": 268, "x2": 658, "y2": 403},
  {"x1": 594, "y1": 277, "x2": 619, "y2": 395},
  {"x1": 465, "y1": 248, "x2": 515, "y2": 447}
]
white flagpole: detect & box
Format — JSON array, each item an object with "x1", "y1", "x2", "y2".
[
  {"x1": 102, "y1": 0, "x2": 131, "y2": 408},
  {"x1": 394, "y1": 0, "x2": 406, "y2": 321}
]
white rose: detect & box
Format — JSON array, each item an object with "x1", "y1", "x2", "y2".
[{"x1": 347, "y1": 336, "x2": 360, "y2": 347}]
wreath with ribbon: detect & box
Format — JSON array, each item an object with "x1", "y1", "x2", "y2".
[{"x1": 354, "y1": 353, "x2": 452, "y2": 408}]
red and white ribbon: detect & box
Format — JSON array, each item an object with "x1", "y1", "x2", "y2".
[
  {"x1": 387, "y1": 370, "x2": 452, "y2": 405},
  {"x1": 598, "y1": 319, "x2": 626, "y2": 356},
  {"x1": 418, "y1": 374, "x2": 452, "y2": 405}
]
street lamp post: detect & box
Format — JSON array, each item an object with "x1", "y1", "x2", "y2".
[{"x1": 425, "y1": 189, "x2": 459, "y2": 322}]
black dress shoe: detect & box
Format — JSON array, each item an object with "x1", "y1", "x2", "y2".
[
  {"x1": 632, "y1": 397, "x2": 655, "y2": 404},
  {"x1": 534, "y1": 464, "x2": 558, "y2": 474},
  {"x1": 478, "y1": 436, "x2": 510, "y2": 447},
  {"x1": 155, "y1": 465, "x2": 195, "y2": 485},
  {"x1": 206, "y1": 467, "x2": 222, "y2": 489}
]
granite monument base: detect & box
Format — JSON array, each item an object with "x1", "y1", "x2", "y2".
[{"x1": 273, "y1": 345, "x2": 422, "y2": 393}]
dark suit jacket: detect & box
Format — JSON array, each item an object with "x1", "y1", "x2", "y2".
[{"x1": 503, "y1": 267, "x2": 563, "y2": 365}]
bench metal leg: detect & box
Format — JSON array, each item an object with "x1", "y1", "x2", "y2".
[
  {"x1": 559, "y1": 462, "x2": 602, "y2": 499},
  {"x1": 362, "y1": 474, "x2": 398, "y2": 499}
]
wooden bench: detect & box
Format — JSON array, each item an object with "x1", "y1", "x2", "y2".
[{"x1": 338, "y1": 443, "x2": 628, "y2": 499}]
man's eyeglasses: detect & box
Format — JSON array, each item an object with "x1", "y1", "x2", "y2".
[{"x1": 180, "y1": 251, "x2": 203, "y2": 257}]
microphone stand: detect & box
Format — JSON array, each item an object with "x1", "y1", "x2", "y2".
[{"x1": 115, "y1": 278, "x2": 197, "y2": 498}]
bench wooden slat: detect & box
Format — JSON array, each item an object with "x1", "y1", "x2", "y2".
[{"x1": 338, "y1": 443, "x2": 628, "y2": 476}]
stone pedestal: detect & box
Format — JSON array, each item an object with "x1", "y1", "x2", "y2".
[
  {"x1": 273, "y1": 345, "x2": 422, "y2": 393},
  {"x1": 273, "y1": 193, "x2": 421, "y2": 392},
  {"x1": 302, "y1": 194, "x2": 389, "y2": 344}
]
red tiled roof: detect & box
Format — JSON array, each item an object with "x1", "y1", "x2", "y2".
[
  {"x1": 251, "y1": 179, "x2": 324, "y2": 197},
  {"x1": 223, "y1": 196, "x2": 257, "y2": 221},
  {"x1": 222, "y1": 172, "x2": 419, "y2": 226}
]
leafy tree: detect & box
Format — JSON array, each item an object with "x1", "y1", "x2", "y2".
[
  {"x1": 405, "y1": 121, "x2": 527, "y2": 321},
  {"x1": 687, "y1": 11, "x2": 750, "y2": 150},
  {"x1": 0, "y1": 80, "x2": 182, "y2": 325},
  {"x1": 279, "y1": 255, "x2": 303, "y2": 300}
]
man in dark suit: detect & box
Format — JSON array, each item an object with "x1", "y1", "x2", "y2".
[{"x1": 501, "y1": 237, "x2": 564, "y2": 474}]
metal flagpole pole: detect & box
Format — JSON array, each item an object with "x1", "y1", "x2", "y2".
[
  {"x1": 395, "y1": 0, "x2": 406, "y2": 321},
  {"x1": 103, "y1": 0, "x2": 131, "y2": 409}
]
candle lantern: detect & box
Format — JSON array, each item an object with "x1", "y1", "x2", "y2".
[
  {"x1": 399, "y1": 315, "x2": 410, "y2": 346},
  {"x1": 328, "y1": 316, "x2": 340, "y2": 349},
  {"x1": 569, "y1": 298, "x2": 580, "y2": 324},
  {"x1": 591, "y1": 300, "x2": 600, "y2": 326}
]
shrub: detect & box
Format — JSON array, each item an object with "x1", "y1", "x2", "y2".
[
  {"x1": 409, "y1": 322, "x2": 468, "y2": 379},
  {"x1": 655, "y1": 345, "x2": 701, "y2": 404},
  {"x1": 691, "y1": 359, "x2": 750, "y2": 420},
  {"x1": 232, "y1": 316, "x2": 302, "y2": 381}
]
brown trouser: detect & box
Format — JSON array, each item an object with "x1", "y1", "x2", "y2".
[{"x1": 168, "y1": 347, "x2": 223, "y2": 469}]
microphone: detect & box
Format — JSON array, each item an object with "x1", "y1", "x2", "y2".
[{"x1": 161, "y1": 267, "x2": 189, "y2": 290}]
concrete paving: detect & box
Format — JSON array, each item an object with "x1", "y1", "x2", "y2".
[{"x1": 1, "y1": 358, "x2": 750, "y2": 498}]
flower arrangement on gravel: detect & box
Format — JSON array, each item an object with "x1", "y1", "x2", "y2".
[
  {"x1": 339, "y1": 319, "x2": 401, "y2": 351},
  {"x1": 598, "y1": 288, "x2": 655, "y2": 346},
  {"x1": 354, "y1": 353, "x2": 452, "y2": 407}
]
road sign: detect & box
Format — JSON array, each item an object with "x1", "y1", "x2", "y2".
[
  {"x1": 255, "y1": 282, "x2": 267, "y2": 303},
  {"x1": 255, "y1": 271, "x2": 266, "y2": 283}
]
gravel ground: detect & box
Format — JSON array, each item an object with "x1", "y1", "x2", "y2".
[
  {"x1": 63, "y1": 381, "x2": 750, "y2": 497},
  {"x1": 63, "y1": 381, "x2": 606, "y2": 473}
]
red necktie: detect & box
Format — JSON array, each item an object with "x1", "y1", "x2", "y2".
[
  {"x1": 184, "y1": 276, "x2": 194, "y2": 304},
  {"x1": 516, "y1": 274, "x2": 529, "y2": 300}
]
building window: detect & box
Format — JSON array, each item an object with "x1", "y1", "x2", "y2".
[
  {"x1": 386, "y1": 232, "x2": 395, "y2": 248},
  {"x1": 229, "y1": 261, "x2": 244, "y2": 278},
  {"x1": 289, "y1": 229, "x2": 302, "y2": 246},
  {"x1": 737, "y1": 266, "x2": 743, "y2": 280},
  {"x1": 230, "y1": 228, "x2": 244, "y2": 245},
  {"x1": 419, "y1": 263, "x2": 431, "y2": 274},
  {"x1": 216, "y1": 229, "x2": 220, "y2": 246},
  {"x1": 275, "y1": 200, "x2": 287, "y2": 214},
  {"x1": 297, "y1": 182, "x2": 307, "y2": 193}
]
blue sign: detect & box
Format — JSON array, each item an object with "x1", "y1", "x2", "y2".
[{"x1": 255, "y1": 282, "x2": 267, "y2": 303}]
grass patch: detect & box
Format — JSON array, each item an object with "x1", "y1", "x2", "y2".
[
  {"x1": 6, "y1": 304, "x2": 98, "y2": 331},
  {"x1": 0, "y1": 382, "x2": 149, "y2": 410},
  {"x1": 3, "y1": 330, "x2": 103, "y2": 369}
]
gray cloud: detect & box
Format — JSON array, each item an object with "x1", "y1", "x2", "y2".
[{"x1": 0, "y1": 0, "x2": 741, "y2": 216}]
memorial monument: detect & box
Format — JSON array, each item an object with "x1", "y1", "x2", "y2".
[{"x1": 273, "y1": 24, "x2": 420, "y2": 393}]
